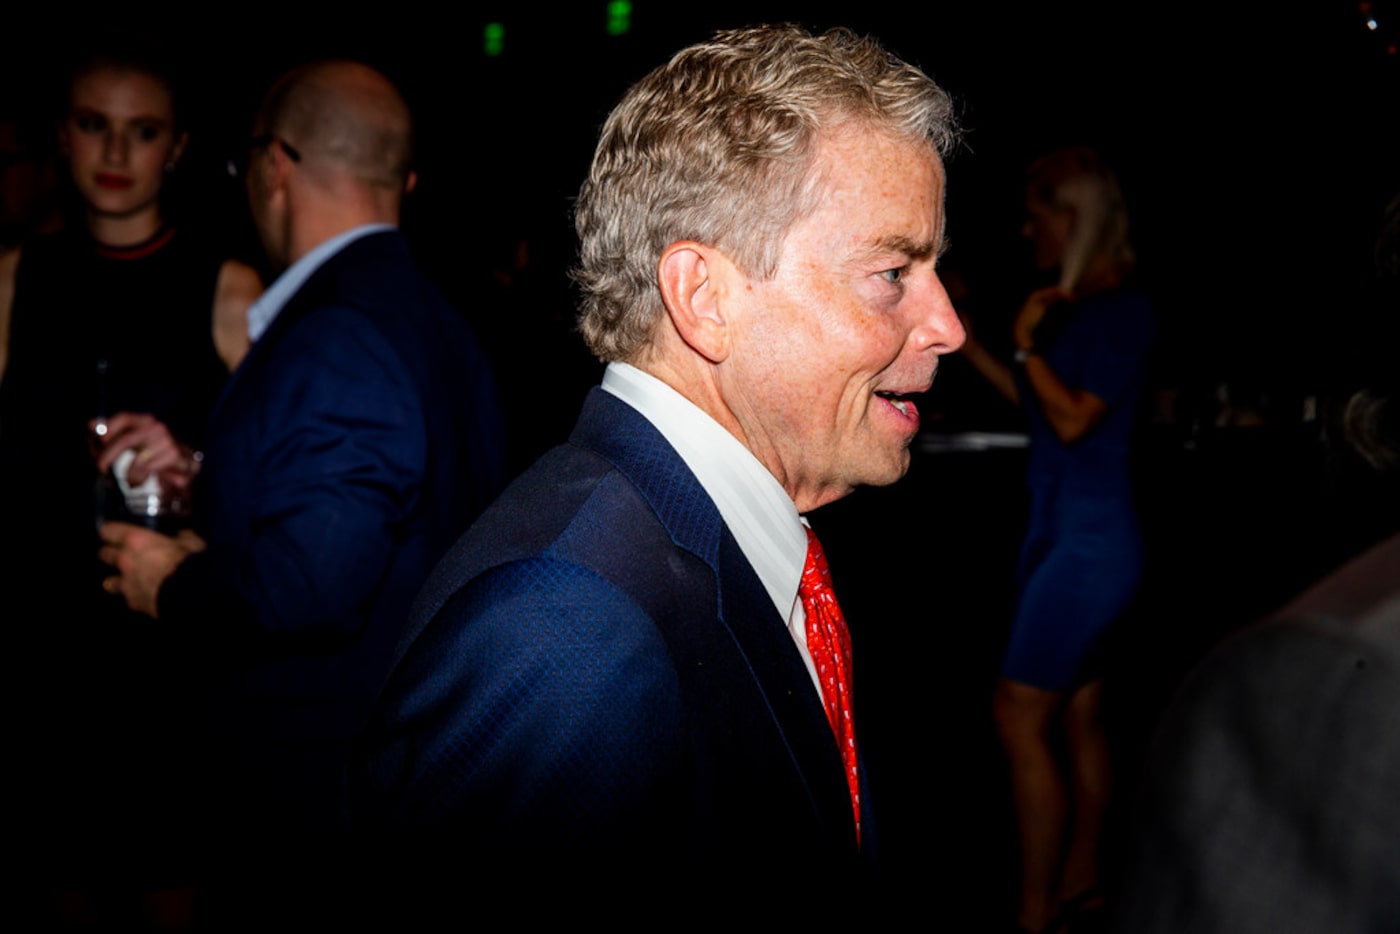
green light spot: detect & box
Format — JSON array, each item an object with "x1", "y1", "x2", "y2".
[
  {"x1": 606, "y1": 1, "x2": 631, "y2": 36},
  {"x1": 484, "y1": 22, "x2": 505, "y2": 57}
]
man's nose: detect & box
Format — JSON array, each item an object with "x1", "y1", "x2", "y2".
[{"x1": 912, "y1": 273, "x2": 966, "y2": 353}]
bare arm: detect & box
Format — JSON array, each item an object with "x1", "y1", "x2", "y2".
[
  {"x1": 0, "y1": 247, "x2": 20, "y2": 386},
  {"x1": 1014, "y1": 286, "x2": 1109, "y2": 444},
  {"x1": 211, "y1": 258, "x2": 263, "y2": 371},
  {"x1": 959, "y1": 328, "x2": 1019, "y2": 406},
  {"x1": 1019, "y1": 353, "x2": 1109, "y2": 444}
]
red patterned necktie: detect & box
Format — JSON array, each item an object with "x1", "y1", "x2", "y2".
[{"x1": 799, "y1": 526, "x2": 860, "y2": 843}]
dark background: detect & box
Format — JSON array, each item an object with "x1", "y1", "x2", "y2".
[
  {"x1": 5, "y1": 1, "x2": 1399, "y2": 914},
  {"x1": 7, "y1": 2, "x2": 1399, "y2": 411}
]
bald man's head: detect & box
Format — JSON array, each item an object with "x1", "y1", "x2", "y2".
[{"x1": 258, "y1": 60, "x2": 414, "y2": 192}]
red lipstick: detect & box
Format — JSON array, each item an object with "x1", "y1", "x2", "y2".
[{"x1": 95, "y1": 173, "x2": 133, "y2": 190}]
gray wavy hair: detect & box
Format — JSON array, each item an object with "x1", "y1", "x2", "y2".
[{"x1": 574, "y1": 24, "x2": 958, "y2": 362}]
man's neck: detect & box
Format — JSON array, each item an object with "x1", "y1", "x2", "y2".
[
  {"x1": 247, "y1": 223, "x2": 396, "y2": 343},
  {"x1": 635, "y1": 350, "x2": 816, "y2": 511},
  {"x1": 286, "y1": 215, "x2": 397, "y2": 268},
  {"x1": 283, "y1": 182, "x2": 400, "y2": 267}
]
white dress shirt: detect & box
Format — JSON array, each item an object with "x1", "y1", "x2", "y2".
[{"x1": 601, "y1": 362, "x2": 822, "y2": 694}]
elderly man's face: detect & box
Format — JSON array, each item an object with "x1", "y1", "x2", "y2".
[{"x1": 720, "y1": 128, "x2": 964, "y2": 512}]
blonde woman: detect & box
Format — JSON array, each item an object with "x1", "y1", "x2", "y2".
[{"x1": 961, "y1": 146, "x2": 1155, "y2": 933}]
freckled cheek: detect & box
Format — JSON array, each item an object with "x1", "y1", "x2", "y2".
[{"x1": 854, "y1": 319, "x2": 919, "y2": 374}]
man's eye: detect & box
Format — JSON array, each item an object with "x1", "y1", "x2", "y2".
[
  {"x1": 74, "y1": 114, "x2": 106, "y2": 134},
  {"x1": 880, "y1": 267, "x2": 904, "y2": 284}
]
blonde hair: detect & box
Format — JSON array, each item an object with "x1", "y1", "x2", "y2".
[
  {"x1": 574, "y1": 24, "x2": 957, "y2": 362},
  {"x1": 1025, "y1": 146, "x2": 1134, "y2": 294}
]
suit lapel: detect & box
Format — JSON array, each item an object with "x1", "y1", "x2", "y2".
[
  {"x1": 575, "y1": 389, "x2": 858, "y2": 849},
  {"x1": 715, "y1": 529, "x2": 860, "y2": 850},
  {"x1": 571, "y1": 388, "x2": 726, "y2": 563}
]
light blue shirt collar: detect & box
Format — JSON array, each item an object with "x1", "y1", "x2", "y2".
[{"x1": 245, "y1": 223, "x2": 395, "y2": 342}]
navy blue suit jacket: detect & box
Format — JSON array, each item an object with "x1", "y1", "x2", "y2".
[
  {"x1": 352, "y1": 387, "x2": 871, "y2": 915},
  {"x1": 160, "y1": 230, "x2": 506, "y2": 834}
]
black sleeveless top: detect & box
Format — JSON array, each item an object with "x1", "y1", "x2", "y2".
[
  {"x1": 0, "y1": 226, "x2": 234, "y2": 879},
  {"x1": 2, "y1": 225, "x2": 228, "y2": 443},
  {"x1": 0, "y1": 225, "x2": 230, "y2": 610}
]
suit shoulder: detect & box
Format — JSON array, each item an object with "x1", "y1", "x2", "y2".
[
  {"x1": 411, "y1": 442, "x2": 710, "y2": 635},
  {"x1": 283, "y1": 245, "x2": 489, "y2": 388},
  {"x1": 415, "y1": 552, "x2": 677, "y2": 671},
  {"x1": 314, "y1": 235, "x2": 450, "y2": 316},
  {"x1": 357, "y1": 552, "x2": 685, "y2": 837}
]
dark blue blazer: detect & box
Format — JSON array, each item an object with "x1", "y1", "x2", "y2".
[
  {"x1": 351, "y1": 387, "x2": 871, "y2": 915},
  {"x1": 160, "y1": 229, "x2": 506, "y2": 833}
]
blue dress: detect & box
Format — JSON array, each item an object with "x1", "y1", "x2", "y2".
[{"x1": 1000, "y1": 285, "x2": 1157, "y2": 690}]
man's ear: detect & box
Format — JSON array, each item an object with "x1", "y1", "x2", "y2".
[
  {"x1": 658, "y1": 241, "x2": 731, "y2": 364},
  {"x1": 259, "y1": 140, "x2": 296, "y2": 197}
]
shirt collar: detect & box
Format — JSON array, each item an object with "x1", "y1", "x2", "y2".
[
  {"x1": 601, "y1": 362, "x2": 808, "y2": 620},
  {"x1": 246, "y1": 223, "x2": 395, "y2": 342}
]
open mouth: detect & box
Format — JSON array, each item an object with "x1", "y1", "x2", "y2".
[{"x1": 876, "y1": 391, "x2": 919, "y2": 420}]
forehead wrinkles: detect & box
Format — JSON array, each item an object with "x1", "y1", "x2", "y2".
[{"x1": 785, "y1": 130, "x2": 942, "y2": 262}]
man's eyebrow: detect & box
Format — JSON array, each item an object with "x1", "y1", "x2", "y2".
[{"x1": 864, "y1": 234, "x2": 940, "y2": 261}]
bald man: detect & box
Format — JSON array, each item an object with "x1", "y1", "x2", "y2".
[{"x1": 97, "y1": 60, "x2": 506, "y2": 909}]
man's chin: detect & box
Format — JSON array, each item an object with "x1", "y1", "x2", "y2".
[
  {"x1": 866, "y1": 451, "x2": 914, "y2": 489},
  {"x1": 813, "y1": 460, "x2": 912, "y2": 509}
]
